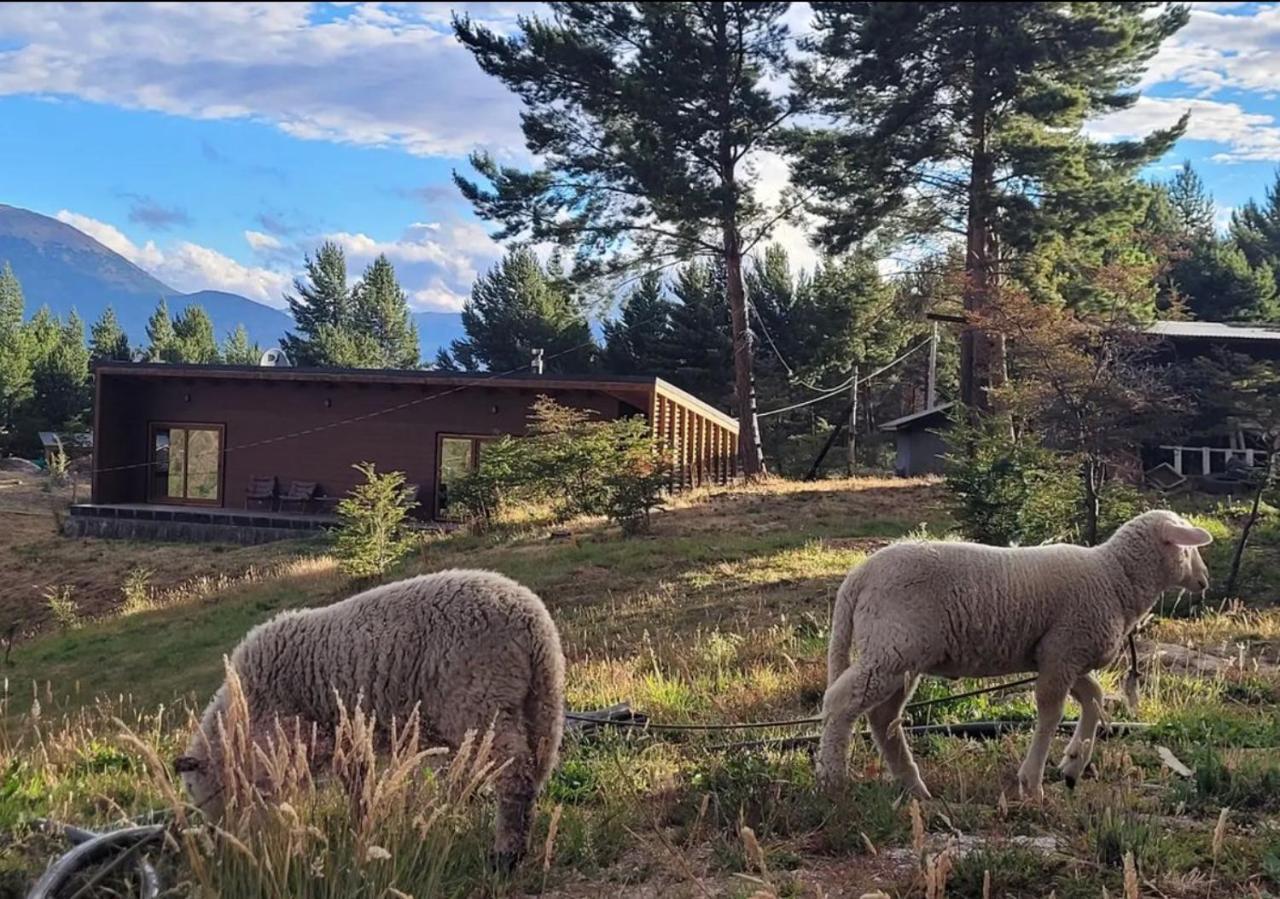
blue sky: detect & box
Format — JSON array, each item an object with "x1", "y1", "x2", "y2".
[{"x1": 1, "y1": 2, "x2": 1279, "y2": 313}]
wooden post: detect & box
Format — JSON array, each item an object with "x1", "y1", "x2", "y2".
[
  {"x1": 927, "y1": 321, "x2": 939, "y2": 409},
  {"x1": 846, "y1": 366, "x2": 860, "y2": 477}
]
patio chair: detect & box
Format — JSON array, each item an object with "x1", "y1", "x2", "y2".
[
  {"x1": 278, "y1": 480, "x2": 318, "y2": 514},
  {"x1": 245, "y1": 475, "x2": 277, "y2": 510}
]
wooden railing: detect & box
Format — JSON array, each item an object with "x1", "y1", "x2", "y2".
[{"x1": 1158, "y1": 445, "x2": 1270, "y2": 476}]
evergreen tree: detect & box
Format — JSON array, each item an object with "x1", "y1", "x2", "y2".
[
  {"x1": 25, "y1": 306, "x2": 61, "y2": 363},
  {"x1": 1167, "y1": 162, "x2": 1216, "y2": 239},
  {"x1": 654, "y1": 260, "x2": 733, "y2": 406},
  {"x1": 0, "y1": 264, "x2": 32, "y2": 448},
  {"x1": 30, "y1": 311, "x2": 90, "y2": 430},
  {"x1": 89, "y1": 306, "x2": 132, "y2": 362},
  {"x1": 281, "y1": 241, "x2": 354, "y2": 366},
  {"x1": 221, "y1": 325, "x2": 261, "y2": 365},
  {"x1": 448, "y1": 248, "x2": 596, "y2": 374},
  {"x1": 145, "y1": 299, "x2": 178, "y2": 362},
  {"x1": 454, "y1": 2, "x2": 802, "y2": 476},
  {"x1": 788, "y1": 2, "x2": 1187, "y2": 410},
  {"x1": 173, "y1": 304, "x2": 221, "y2": 364},
  {"x1": 352, "y1": 254, "x2": 420, "y2": 368},
  {"x1": 1230, "y1": 169, "x2": 1280, "y2": 279},
  {"x1": 602, "y1": 273, "x2": 673, "y2": 375},
  {"x1": 1171, "y1": 241, "x2": 1277, "y2": 322}
]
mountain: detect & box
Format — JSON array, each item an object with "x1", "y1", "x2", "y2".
[{"x1": 0, "y1": 203, "x2": 463, "y2": 360}]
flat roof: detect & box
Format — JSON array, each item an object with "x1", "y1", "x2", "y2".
[
  {"x1": 1147, "y1": 320, "x2": 1280, "y2": 342},
  {"x1": 92, "y1": 362, "x2": 739, "y2": 432}
]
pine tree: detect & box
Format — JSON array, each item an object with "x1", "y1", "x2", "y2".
[
  {"x1": 1230, "y1": 169, "x2": 1280, "y2": 280},
  {"x1": 25, "y1": 306, "x2": 61, "y2": 363},
  {"x1": 1167, "y1": 162, "x2": 1216, "y2": 239},
  {"x1": 31, "y1": 311, "x2": 91, "y2": 430},
  {"x1": 0, "y1": 263, "x2": 33, "y2": 448},
  {"x1": 222, "y1": 325, "x2": 261, "y2": 365},
  {"x1": 281, "y1": 241, "x2": 354, "y2": 366},
  {"x1": 602, "y1": 273, "x2": 673, "y2": 375},
  {"x1": 1171, "y1": 242, "x2": 1277, "y2": 323},
  {"x1": 449, "y1": 248, "x2": 595, "y2": 374},
  {"x1": 787, "y1": 2, "x2": 1187, "y2": 411},
  {"x1": 145, "y1": 299, "x2": 178, "y2": 362},
  {"x1": 172, "y1": 304, "x2": 221, "y2": 364},
  {"x1": 653, "y1": 260, "x2": 733, "y2": 406},
  {"x1": 352, "y1": 254, "x2": 420, "y2": 368},
  {"x1": 454, "y1": 2, "x2": 802, "y2": 476},
  {"x1": 89, "y1": 306, "x2": 132, "y2": 362}
]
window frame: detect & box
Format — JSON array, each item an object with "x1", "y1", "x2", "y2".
[{"x1": 147, "y1": 422, "x2": 226, "y2": 507}]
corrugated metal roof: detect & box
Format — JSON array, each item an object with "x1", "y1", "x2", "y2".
[{"x1": 1147, "y1": 321, "x2": 1280, "y2": 342}]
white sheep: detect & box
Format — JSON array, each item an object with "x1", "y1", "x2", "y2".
[
  {"x1": 175, "y1": 568, "x2": 565, "y2": 865},
  {"x1": 818, "y1": 510, "x2": 1212, "y2": 801}
]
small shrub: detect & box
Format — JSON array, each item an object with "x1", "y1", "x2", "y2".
[
  {"x1": 43, "y1": 585, "x2": 81, "y2": 630},
  {"x1": 450, "y1": 436, "x2": 525, "y2": 529},
  {"x1": 943, "y1": 415, "x2": 1080, "y2": 546},
  {"x1": 333, "y1": 462, "x2": 419, "y2": 577},
  {"x1": 44, "y1": 449, "x2": 69, "y2": 490},
  {"x1": 119, "y1": 567, "x2": 153, "y2": 615}
]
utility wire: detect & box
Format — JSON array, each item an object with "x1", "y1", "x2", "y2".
[{"x1": 757, "y1": 335, "x2": 933, "y2": 419}]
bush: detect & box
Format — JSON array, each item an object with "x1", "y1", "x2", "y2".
[
  {"x1": 449, "y1": 436, "x2": 525, "y2": 530},
  {"x1": 333, "y1": 462, "x2": 419, "y2": 577},
  {"x1": 943, "y1": 415, "x2": 1080, "y2": 546},
  {"x1": 451, "y1": 397, "x2": 670, "y2": 534},
  {"x1": 44, "y1": 585, "x2": 81, "y2": 630},
  {"x1": 120, "y1": 567, "x2": 153, "y2": 615}
]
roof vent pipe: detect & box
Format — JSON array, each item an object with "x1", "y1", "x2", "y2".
[{"x1": 531, "y1": 348, "x2": 544, "y2": 375}]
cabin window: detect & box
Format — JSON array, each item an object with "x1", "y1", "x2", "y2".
[
  {"x1": 436, "y1": 434, "x2": 495, "y2": 518},
  {"x1": 150, "y1": 424, "x2": 224, "y2": 505}
]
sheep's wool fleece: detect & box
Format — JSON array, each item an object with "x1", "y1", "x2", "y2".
[
  {"x1": 839, "y1": 516, "x2": 1178, "y2": 679},
  {"x1": 204, "y1": 569, "x2": 565, "y2": 764}
]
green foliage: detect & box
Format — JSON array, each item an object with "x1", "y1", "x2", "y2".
[
  {"x1": 651, "y1": 259, "x2": 732, "y2": 406},
  {"x1": 1230, "y1": 168, "x2": 1280, "y2": 281},
  {"x1": 943, "y1": 415, "x2": 1081, "y2": 546},
  {"x1": 445, "y1": 248, "x2": 595, "y2": 373},
  {"x1": 1166, "y1": 161, "x2": 1216, "y2": 240},
  {"x1": 1171, "y1": 238, "x2": 1277, "y2": 323},
  {"x1": 1177, "y1": 745, "x2": 1280, "y2": 812},
  {"x1": 88, "y1": 306, "x2": 131, "y2": 362},
  {"x1": 451, "y1": 398, "x2": 669, "y2": 533},
  {"x1": 0, "y1": 263, "x2": 33, "y2": 448},
  {"x1": 120, "y1": 567, "x2": 153, "y2": 615},
  {"x1": 282, "y1": 241, "x2": 353, "y2": 366},
  {"x1": 449, "y1": 436, "x2": 525, "y2": 529},
  {"x1": 602, "y1": 272, "x2": 673, "y2": 375},
  {"x1": 221, "y1": 324, "x2": 261, "y2": 365},
  {"x1": 44, "y1": 585, "x2": 82, "y2": 631},
  {"x1": 172, "y1": 304, "x2": 221, "y2": 364},
  {"x1": 30, "y1": 310, "x2": 90, "y2": 432},
  {"x1": 144, "y1": 298, "x2": 177, "y2": 362},
  {"x1": 352, "y1": 254, "x2": 420, "y2": 369},
  {"x1": 333, "y1": 462, "x2": 420, "y2": 577}
]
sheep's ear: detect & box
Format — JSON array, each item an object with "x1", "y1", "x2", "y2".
[
  {"x1": 1164, "y1": 521, "x2": 1213, "y2": 547},
  {"x1": 173, "y1": 755, "x2": 203, "y2": 774}
]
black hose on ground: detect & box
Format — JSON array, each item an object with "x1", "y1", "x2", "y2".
[
  {"x1": 708, "y1": 719, "x2": 1150, "y2": 753},
  {"x1": 27, "y1": 823, "x2": 164, "y2": 899}
]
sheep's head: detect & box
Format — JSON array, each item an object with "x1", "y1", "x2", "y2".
[
  {"x1": 174, "y1": 744, "x2": 225, "y2": 818},
  {"x1": 1135, "y1": 510, "x2": 1213, "y2": 593}
]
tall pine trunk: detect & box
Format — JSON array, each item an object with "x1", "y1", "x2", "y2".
[{"x1": 724, "y1": 230, "x2": 765, "y2": 478}]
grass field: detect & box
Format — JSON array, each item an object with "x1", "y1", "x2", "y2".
[{"x1": 0, "y1": 471, "x2": 1278, "y2": 898}]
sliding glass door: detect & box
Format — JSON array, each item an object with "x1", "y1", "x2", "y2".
[{"x1": 149, "y1": 424, "x2": 224, "y2": 505}]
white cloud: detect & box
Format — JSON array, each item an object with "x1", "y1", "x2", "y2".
[
  {"x1": 244, "y1": 230, "x2": 283, "y2": 252},
  {"x1": 1141, "y1": 4, "x2": 1280, "y2": 96},
  {"x1": 746, "y1": 150, "x2": 819, "y2": 274},
  {"x1": 1087, "y1": 95, "x2": 1280, "y2": 162},
  {"x1": 326, "y1": 219, "x2": 502, "y2": 312},
  {"x1": 0, "y1": 2, "x2": 527, "y2": 158},
  {"x1": 57, "y1": 209, "x2": 291, "y2": 305}
]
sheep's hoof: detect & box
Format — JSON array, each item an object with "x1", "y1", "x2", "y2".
[{"x1": 1064, "y1": 773, "x2": 1077, "y2": 791}]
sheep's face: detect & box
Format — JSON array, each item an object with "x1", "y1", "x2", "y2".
[
  {"x1": 174, "y1": 749, "x2": 225, "y2": 819},
  {"x1": 1155, "y1": 514, "x2": 1212, "y2": 593}
]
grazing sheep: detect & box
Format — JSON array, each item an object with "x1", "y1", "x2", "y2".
[
  {"x1": 175, "y1": 569, "x2": 565, "y2": 865},
  {"x1": 818, "y1": 510, "x2": 1212, "y2": 801}
]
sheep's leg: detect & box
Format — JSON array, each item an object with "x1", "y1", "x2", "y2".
[
  {"x1": 1017, "y1": 674, "x2": 1072, "y2": 802},
  {"x1": 866, "y1": 675, "x2": 931, "y2": 800},
  {"x1": 489, "y1": 719, "x2": 538, "y2": 870},
  {"x1": 1058, "y1": 674, "x2": 1103, "y2": 790},
  {"x1": 817, "y1": 658, "x2": 908, "y2": 792}
]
